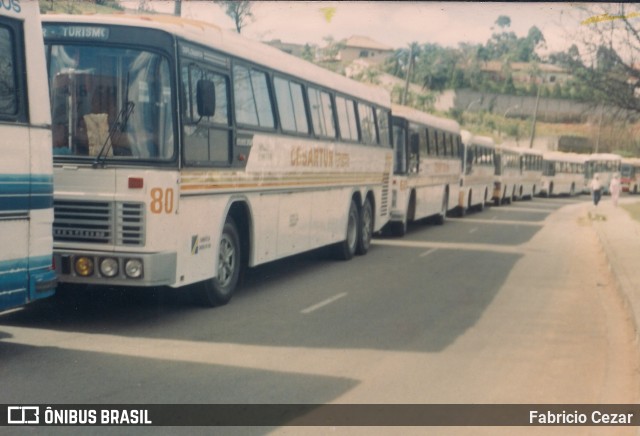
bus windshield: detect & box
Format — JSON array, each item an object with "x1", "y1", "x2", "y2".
[{"x1": 47, "y1": 44, "x2": 175, "y2": 162}]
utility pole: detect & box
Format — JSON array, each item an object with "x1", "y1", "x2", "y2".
[
  {"x1": 528, "y1": 75, "x2": 553, "y2": 149},
  {"x1": 595, "y1": 103, "x2": 604, "y2": 153},
  {"x1": 401, "y1": 45, "x2": 414, "y2": 105},
  {"x1": 528, "y1": 83, "x2": 541, "y2": 149}
]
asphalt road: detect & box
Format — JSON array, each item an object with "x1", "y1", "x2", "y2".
[{"x1": 1, "y1": 196, "x2": 638, "y2": 435}]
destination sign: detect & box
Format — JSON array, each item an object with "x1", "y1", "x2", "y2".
[{"x1": 43, "y1": 25, "x2": 110, "y2": 41}]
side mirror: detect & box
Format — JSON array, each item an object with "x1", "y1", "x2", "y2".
[{"x1": 196, "y1": 79, "x2": 216, "y2": 118}]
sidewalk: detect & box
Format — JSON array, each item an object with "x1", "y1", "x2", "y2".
[{"x1": 589, "y1": 196, "x2": 640, "y2": 346}]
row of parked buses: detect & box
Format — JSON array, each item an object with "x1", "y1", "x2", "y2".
[{"x1": 1, "y1": 10, "x2": 638, "y2": 311}]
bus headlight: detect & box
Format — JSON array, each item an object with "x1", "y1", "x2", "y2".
[
  {"x1": 99, "y1": 258, "x2": 119, "y2": 278},
  {"x1": 125, "y1": 259, "x2": 143, "y2": 278},
  {"x1": 74, "y1": 257, "x2": 94, "y2": 277}
]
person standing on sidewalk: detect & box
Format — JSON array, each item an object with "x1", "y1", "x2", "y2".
[
  {"x1": 590, "y1": 173, "x2": 603, "y2": 206},
  {"x1": 609, "y1": 173, "x2": 621, "y2": 207}
]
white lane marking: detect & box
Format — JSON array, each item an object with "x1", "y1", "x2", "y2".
[
  {"x1": 469, "y1": 227, "x2": 478, "y2": 234},
  {"x1": 449, "y1": 218, "x2": 543, "y2": 227},
  {"x1": 492, "y1": 206, "x2": 549, "y2": 214},
  {"x1": 372, "y1": 239, "x2": 528, "y2": 254},
  {"x1": 419, "y1": 248, "x2": 438, "y2": 257},
  {"x1": 301, "y1": 292, "x2": 348, "y2": 314}
]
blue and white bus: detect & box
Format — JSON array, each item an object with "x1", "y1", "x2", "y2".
[{"x1": 0, "y1": 2, "x2": 56, "y2": 312}]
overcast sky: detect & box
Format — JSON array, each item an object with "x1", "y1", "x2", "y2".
[{"x1": 131, "y1": 2, "x2": 621, "y2": 56}]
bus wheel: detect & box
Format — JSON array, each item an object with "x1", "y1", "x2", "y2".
[
  {"x1": 433, "y1": 191, "x2": 448, "y2": 225},
  {"x1": 334, "y1": 199, "x2": 359, "y2": 260},
  {"x1": 356, "y1": 198, "x2": 373, "y2": 255},
  {"x1": 389, "y1": 220, "x2": 407, "y2": 237},
  {"x1": 195, "y1": 218, "x2": 241, "y2": 307}
]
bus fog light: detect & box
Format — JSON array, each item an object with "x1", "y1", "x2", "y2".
[
  {"x1": 99, "y1": 258, "x2": 119, "y2": 277},
  {"x1": 74, "y1": 257, "x2": 94, "y2": 277},
  {"x1": 125, "y1": 259, "x2": 143, "y2": 278}
]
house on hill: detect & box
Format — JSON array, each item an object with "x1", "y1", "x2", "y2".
[
  {"x1": 480, "y1": 61, "x2": 571, "y2": 86},
  {"x1": 337, "y1": 35, "x2": 393, "y2": 65}
]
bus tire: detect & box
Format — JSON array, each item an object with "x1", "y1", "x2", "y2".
[
  {"x1": 356, "y1": 198, "x2": 373, "y2": 255},
  {"x1": 195, "y1": 217, "x2": 241, "y2": 307},
  {"x1": 389, "y1": 220, "x2": 407, "y2": 237},
  {"x1": 334, "y1": 199, "x2": 359, "y2": 260},
  {"x1": 433, "y1": 190, "x2": 448, "y2": 225}
]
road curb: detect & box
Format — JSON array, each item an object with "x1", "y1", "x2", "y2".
[{"x1": 591, "y1": 205, "x2": 640, "y2": 350}]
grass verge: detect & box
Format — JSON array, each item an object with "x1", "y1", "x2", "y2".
[{"x1": 622, "y1": 201, "x2": 640, "y2": 223}]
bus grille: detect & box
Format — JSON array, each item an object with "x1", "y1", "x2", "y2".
[{"x1": 53, "y1": 200, "x2": 145, "y2": 246}]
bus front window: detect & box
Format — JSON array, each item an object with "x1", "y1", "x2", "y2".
[{"x1": 48, "y1": 44, "x2": 175, "y2": 161}]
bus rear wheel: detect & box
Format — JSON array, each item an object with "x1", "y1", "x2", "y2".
[
  {"x1": 433, "y1": 191, "x2": 448, "y2": 225},
  {"x1": 389, "y1": 220, "x2": 407, "y2": 237},
  {"x1": 356, "y1": 198, "x2": 373, "y2": 255},
  {"x1": 195, "y1": 217, "x2": 241, "y2": 307},
  {"x1": 334, "y1": 199, "x2": 359, "y2": 260}
]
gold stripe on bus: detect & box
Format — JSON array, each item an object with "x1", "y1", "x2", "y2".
[
  {"x1": 179, "y1": 172, "x2": 387, "y2": 192},
  {"x1": 180, "y1": 176, "x2": 385, "y2": 193}
]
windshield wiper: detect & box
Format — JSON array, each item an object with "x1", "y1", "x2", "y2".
[{"x1": 92, "y1": 100, "x2": 135, "y2": 168}]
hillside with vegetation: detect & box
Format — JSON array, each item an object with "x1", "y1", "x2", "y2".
[{"x1": 38, "y1": 1, "x2": 640, "y2": 156}]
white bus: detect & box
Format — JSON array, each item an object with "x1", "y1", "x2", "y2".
[
  {"x1": 459, "y1": 131, "x2": 495, "y2": 214},
  {"x1": 584, "y1": 153, "x2": 622, "y2": 194},
  {"x1": 0, "y1": 2, "x2": 56, "y2": 312},
  {"x1": 620, "y1": 157, "x2": 640, "y2": 195},
  {"x1": 540, "y1": 151, "x2": 585, "y2": 197},
  {"x1": 43, "y1": 14, "x2": 393, "y2": 306},
  {"x1": 493, "y1": 145, "x2": 521, "y2": 205},
  {"x1": 387, "y1": 104, "x2": 461, "y2": 235},
  {"x1": 517, "y1": 147, "x2": 543, "y2": 200}
]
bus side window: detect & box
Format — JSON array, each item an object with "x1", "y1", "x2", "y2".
[
  {"x1": 357, "y1": 103, "x2": 376, "y2": 145},
  {"x1": 377, "y1": 108, "x2": 391, "y2": 147},
  {"x1": 431, "y1": 129, "x2": 439, "y2": 156},
  {"x1": 335, "y1": 96, "x2": 358, "y2": 141},
  {"x1": 182, "y1": 63, "x2": 231, "y2": 165},
  {"x1": 274, "y1": 76, "x2": 309, "y2": 134},
  {"x1": 392, "y1": 124, "x2": 407, "y2": 174},
  {"x1": 465, "y1": 145, "x2": 474, "y2": 175},
  {"x1": 233, "y1": 65, "x2": 275, "y2": 129},
  {"x1": 0, "y1": 23, "x2": 23, "y2": 122},
  {"x1": 307, "y1": 86, "x2": 336, "y2": 138},
  {"x1": 408, "y1": 127, "x2": 420, "y2": 173}
]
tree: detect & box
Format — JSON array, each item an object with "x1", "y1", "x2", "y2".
[
  {"x1": 138, "y1": 0, "x2": 152, "y2": 12},
  {"x1": 301, "y1": 44, "x2": 315, "y2": 63},
  {"x1": 514, "y1": 26, "x2": 545, "y2": 62},
  {"x1": 494, "y1": 15, "x2": 511, "y2": 30},
  {"x1": 553, "y1": 4, "x2": 640, "y2": 113},
  {"x1": 421, "y1": 46, "x2": 460, "y2": 92},
  {"x1": 214, "y1": 0, "x2": 253, "y2": 33}
]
